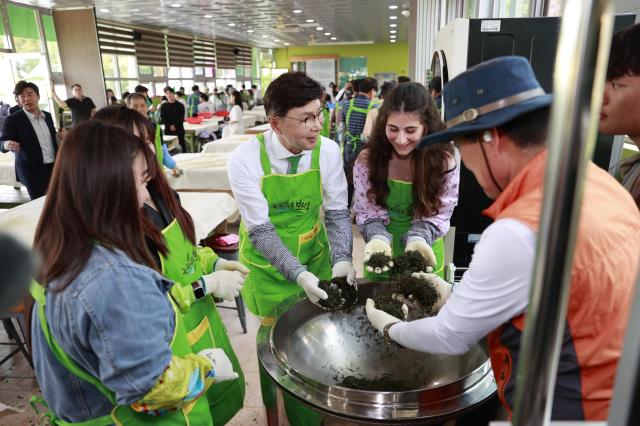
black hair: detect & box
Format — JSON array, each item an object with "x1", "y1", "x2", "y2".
[
  {"x1": 71, "y1": 83, "x2": 82, "y2": 90},
  {"x1": 122, "y1": 91, "x2": 130, "y2": 100},
  {"x1": 429, "y1": 76, "x2": 442, "y2": 94},
  {"x1": 176, "y1": 91, "x2": 185, "y2": 97},
  {"x1": 397, "y1": 76, "x2": 411, "y2": 84},
  {"x1": 14, "y1": 81, "x2": 39, "y2": 96},
  {"x1": 379, "y1": 81, "x2": 396, "y2": 99},
  {"x1": 199, "y1": 93, "x2": 209, "y2": 102},
  {"x1": 251, "y1": 84, "x2": 257, "y2": 89},
  {"x1": 497, "y1": 107, "x2": 550, "y2": 149},
  {"x1": 231, "y1": 91, "x2": 243, "y2": 111},
  {"x1": 359, "y1": 77, "x2": 379, "y2": 94},
  {"x1": 192, "y1": 85, "x2": 199, "y2": 91},
  {"x1": 351, "y1": 79, "x2": 362, "y2": 93},
  {"x1": 264, "y1": 71, "x2": 322, "y2": 117},
  {"x1": 607, "y1": 23, "x2": 640, "y2": 80},
  {"x1": 163, "y1": 86, "x2": 175, "y2": 94},
  {"x1": 134, "y1": 85, "x2": 148, "y2": 93},
  {"x1": 179, "y1": 87, "x2": 185, "y2": 92}
]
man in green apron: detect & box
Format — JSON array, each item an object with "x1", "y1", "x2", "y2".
[{"x1": 228, "y1": 71, "x2": 355, "y2": 426}]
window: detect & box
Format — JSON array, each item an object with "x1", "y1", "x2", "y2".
[
  {"x1": 7, "y1": 4, "x2": 39, "y2": 53},
  {"x1": 41, "y1": 14, "x2": 61, "y2": 74},
  {"x1": 101, "y1": 53, "x2": 139, "y2": 99}
]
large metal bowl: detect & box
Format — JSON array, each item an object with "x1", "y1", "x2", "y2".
[{"x1": 257, "y1": 282, "x2": 497, "y2": 423}]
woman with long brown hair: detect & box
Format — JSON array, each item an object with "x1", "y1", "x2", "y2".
[
  {"x1": 352, "y1": 82, "x2": 459, "y2": 279},
  {"x1": 30, "y1": 120, "x2": 238, "y2": 425},
  {"x1": 93, "y1": 105, "x2": 247, "y2": 424}
]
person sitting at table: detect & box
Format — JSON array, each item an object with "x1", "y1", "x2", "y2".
[
  {"x1": 222, "y1": 90, "x2": 244, "y2": 138},
  {"x1": 31, "y1": 119, "x2": 239, "y2": 425},
  {"x1": 198, "y1": 93, "x2": 214, "y2": 113},
  {"x1": 94, "y1": 106, "x2": 249, "y2": 424},
  {"x1": 160, "y1": 86, "x2": 186, "y2": 153},
  {"x1": 127, "y1": 93, "x2": 183, "y2": 175}
]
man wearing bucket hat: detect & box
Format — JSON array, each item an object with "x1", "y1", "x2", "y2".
[{"x1": 366, "y1": 56, "x2": 640, "y2": 420}]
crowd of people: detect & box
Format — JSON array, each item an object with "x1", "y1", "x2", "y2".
[{"x1": 0, "y1": 22, "x2": 638, "y2": 426}]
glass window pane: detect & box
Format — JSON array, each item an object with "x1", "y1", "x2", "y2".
[
  {"x1": 168, "y1": 67, "x2": 180, "y2": 78},
  {"x1": 41, "y1": 15, "x2": 62, "y2": 73},
  {"x1": 101, "y1": 53, "x2": 116, "y2": 78},
  {"x1": 181, "y1": 67, "x2": 193, "y2": 78},
  {"x1": 154, "y1": 82, "x2": 166, "y2": 96},
  {"x1": 119, "y1": 80, "x2": 139, "y2": 96},
  {"x1": 168, "y1": 79, "x2": 180, "y2": 89},
  {"x1": 139, "y1": 65, "x2": 152, "y2": 75},
  {"x1": 182, "y1": 80, "x2": 194, "y2": 90},
  {"x1": 205, "y1": 67, "x2": 214, "y2": 78},
  {"x1": 117, "y1": 55, "x2": 137, "y2": 79},
  {"x1": 153, "y1": 66, "x2": 165, "y2": 77},
  {"x1": 0, "y1": 53, "x2": 15, "y2": 103},
  {"x1": 0, "y1": 13, "x2": 10, "y2": 50},
  {"x1": 7, "y1": 4, "x2": 40, "y2": 53}
]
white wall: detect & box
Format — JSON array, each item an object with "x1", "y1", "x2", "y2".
[{"x1": 616, "y1": 0, "x2": 640, "y2": 21}]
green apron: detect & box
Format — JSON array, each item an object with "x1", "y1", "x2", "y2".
[
  {"x1": 344, "y1": 98, "x2": 376, "y2": 147},
  {"x1": 364, "y1": 178, "x2": 445, "y2": 281},
  {"x1": 239, "y1": 133, "x2": 332, "y2": 317},
  {"x1": 160, "y1": 219, "x2": 245, "y2": 426},
  {"x1": 239, "y1": 133, "x2": 331, "y2": 426},
  {"x1": 320, "y1": 107, "x2": 330, "y2": 138},
  {"x1": 29, "y1": 282, "x2": 213, "y2": 426},
  {"x1": 154, "y1": 124, "x2": 164, "y2": 166}
]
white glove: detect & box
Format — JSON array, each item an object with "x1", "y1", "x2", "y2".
[
  {"x1": 365, "y1": 298, "x2": 407, "y2": 334},
  {"x1": 363, "y1": 238, "x2": 392, "y2": 262},
  {"x1": 197, "y1": 348, "x2": 239, "y2": 382},
  {"x1": 332, "y1": 260, "x2": 356, "y2": 287},
  {"x1": 411, "y1": 272, "x2": 453, "y2": 311},
  {"x1": 201, "y1": 270, "x2": 244, "y2": 301},
  {"x1": 215, "y1": 258, "x2": 250, "y2": 276},
  {"x1": 405, "y1": 239, "x2": 437, "y2": 267},
  {"x1": 296, "y1": 271, "x2": 328, "y2": 304}
]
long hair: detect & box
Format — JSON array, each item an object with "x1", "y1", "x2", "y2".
[
  {"x1": 33, "y1": 121, "x2": 159, "y2": 290},
  {"x1": 364, "y1": 82, "x2": 453, "y2": 217},
  {"x1": 93, "y1": 106, "x2": 196, "y2": 255}
]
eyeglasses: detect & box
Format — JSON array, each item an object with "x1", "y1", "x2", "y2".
[{"x1": 284, "y1": 108, "x2": 326, "y2": 129}]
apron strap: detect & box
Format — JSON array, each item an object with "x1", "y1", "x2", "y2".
[
  {"x1": 154, "y1": 124, "x2": 164, "y2": 166},
  {"x1": 256, "y1": 133, "x2": 272, "y2": 175},
  {"x1": 29, "y1": 282, "x2": 117, "y2": 405},
  {"x1": 310, "y1": 137, "x2": 321, "y2": 170}
]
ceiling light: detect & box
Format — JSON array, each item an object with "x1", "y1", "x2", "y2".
[
  {"x1": 306, "y1": 19, "x2": 314, "y2": 23},
  {"x1": 390, "y1": 35, "x2": 396, "y2": 38},
  {"x1": 316, "y1": 26, "x2": 323, "y2": 30},
  {"x1": 274, "y1": 39, "x2": 280, "y2": 42},
  {"x1": 284, "y1": 42, "x2": 290, "y2": 46},
  {"x1": 401, "y1": 9, "x2": 410, "y2": 17},
  {"x1": 262, "y1": 35, "x2": 268, "y2": 38},
  {"x1": 99, "y1": 8, "x2": 109, "y2": 12},
  {"x1": 228, "y1": 23, "x2": 236, "y2": 27},
  {"x1": 389, "y1": 16, "x2": 398, "y2": 20},
  {"x1": 293, "y1": 9, "x2": 302, "y2": 14},
  {"x1": 389, "y1": 5, "x2": 398, "y2": 9},
  {"x1": 390, "y1": 40, "x2": 397, "y2": 43},
  {"x1": 247, "y1": 29, "x2": 254, "y2": 33},
  {"x1": 324, "y1": 32, "x2": 330, "y2": 35},
  {"x1": 170, "y1": 3, "x2": 181, "y2": 7},
  {"x1": 390, "y1": 30, "x2": 396, "y2": 34},
  {"x1": 330, "y1": 37, "x2": 337, "y2": 40},
  {"x1": 390, "y1": 23, "x2": 397, "y2": 27},
  {"x1": 204, "y1": 14, "x2": 212, "y2": 18}
]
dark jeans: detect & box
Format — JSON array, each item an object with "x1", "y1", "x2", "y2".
[
  {"x1": 343, "y1": 140, "x2": 363, "y2": 207},
  {"x1": 18, "y1": 163, "x2": 53, "y2": 200}
]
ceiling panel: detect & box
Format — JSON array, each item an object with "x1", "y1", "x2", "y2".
[{"x1": 14, "y1": 0, "x2": 410, "y2": 47}]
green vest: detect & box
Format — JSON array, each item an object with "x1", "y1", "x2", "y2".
[
  {"x1": 364, "y1": 179, "x2": 445, "y2": 281},
  {"x1": 159, "y1": 219, "x2": 245, "y2": 426},
  {"x1": 239, "y1": 133, "x2": 332, "y2": 317},
  {"x1": 29, "y1": 281, "x2": 213, "y2": 426},
  {"x1": 344, "y1": 98, "x2": 376, "y2": 145},
  {"x1": 154, "y1": 124, "x2": 164, "y2": 166}
]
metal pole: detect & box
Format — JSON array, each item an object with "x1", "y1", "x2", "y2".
[
  {"x1": 529, "y1": 0, "x2": 549, "y2": 17},
  {"x1": 511, "y1": 0, "x2": 615, "y2": 424},
  {"x1": 608, "y1": 269, "x2": 640, "y2": 425}
]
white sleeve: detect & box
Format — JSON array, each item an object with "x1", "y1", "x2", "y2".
[
  {"x1": 320, "y1": 137, "x2": 349, "y2": 211},
  {"x1": 227, "y1": 142, "x2": 270, "y2": 228},
  {"x1": 389, "y1": 219, "x2": 536, "y2": 354},
  {"x1": 229, "y1": 105, "x2": 241, "y2": 123}
]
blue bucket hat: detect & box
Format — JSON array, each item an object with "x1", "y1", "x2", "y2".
[{"x1": 419, "y1": 56, "x2": 552, "y2": 147}]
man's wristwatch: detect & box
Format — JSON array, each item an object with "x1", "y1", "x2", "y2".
[
  {"x1": 191, "y1": 278, "x2": 206, "y2": 300},
  {"x1": 383, "y1": 321, "x2": 399, "y2": 340}
]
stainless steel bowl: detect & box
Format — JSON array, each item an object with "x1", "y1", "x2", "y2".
[{"x1": 257, "y1": 282, "x2": 497, "y2": 423}]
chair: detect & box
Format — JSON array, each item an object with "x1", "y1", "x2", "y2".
[{"x1": 1, "y1": 302, "x2": 33, "y2": 368}]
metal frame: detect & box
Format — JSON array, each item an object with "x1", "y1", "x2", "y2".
[
  {"x1": 511, "y1": 0, "x2": 616, "y2": 423},
  {"x1": 0, "y1": 1, "x2": 15, "y2": 53}
]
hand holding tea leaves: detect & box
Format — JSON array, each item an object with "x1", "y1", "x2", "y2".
[
  {"x1": 405, "y1": 239, "x2": 437, "y2": 267},
  {"x1": 411, "y1": 272, "x2": 453, "y2": 312}
]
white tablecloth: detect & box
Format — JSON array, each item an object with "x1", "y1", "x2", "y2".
[
  {"x1": 201, "y1": 134, "x2": 253, "y2": 154},
  {"x1": 0, "y1": 152, "x2": 20, "y2": 187},
  {"x1": 244, "y1": 108, "x2": 267, "y2": 123},
  {"x1": 0, "y1": 192, "x2": 237, "y2": 247},
  {"x1": 166, "y1": 153, "x2": 231, "y2": 191},
  {"x1": 245, "y1": 123, "x2": 271, "y2": 135},
  {"x1": 241, "y1": 115, "x2": 257, "y2": 128},
  {"x1": 161, "y1": 119, "x2": 219, "y2": 137}
]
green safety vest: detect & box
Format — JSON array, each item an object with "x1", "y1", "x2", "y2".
[
  {"x1": 344, "y1": 98, "x2": 377, "y2": 146},
  {"x1": 154, "y1": 124, "x2": 164, "y2": 166},
  {"x1": 320, "y1": 108, "x2": 331, "y2": 139},
  {"x1": 29, "y1": 281, "x2": 213, "y2": 426},
  {"x1": 159, "y1": 218, "x2": 245, "y2": 426},
  {"x1": 364, "y1": 178, "x2": 445, "y2": 281}
]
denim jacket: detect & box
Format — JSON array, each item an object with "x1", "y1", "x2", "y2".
[{"x1": 31, "y1": 246, "x2": 175, "y2": 423}]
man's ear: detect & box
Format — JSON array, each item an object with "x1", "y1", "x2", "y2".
[{"x1": 269, "y1": 116, "x2": 282, "y2": 135}]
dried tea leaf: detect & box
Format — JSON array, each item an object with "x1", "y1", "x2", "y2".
[
  {"x1": 318, "y1": 276, "x2": 358, "y2": 311},
  {"x1": 390, "y1": 250, "x2": 429, "y2": 279}
]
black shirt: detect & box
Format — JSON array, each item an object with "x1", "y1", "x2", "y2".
[
  {"x1": 160, "y1": 101, "x2": 185, "y2": 135},
  {"x1": 65, "y1": 97, "x2": 96, "y2": 127}
]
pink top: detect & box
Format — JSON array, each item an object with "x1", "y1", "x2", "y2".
[{"x1": 352, "y1": 151, "x2": 459, "y2": 237}]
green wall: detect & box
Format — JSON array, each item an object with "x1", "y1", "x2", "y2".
[{"x1": 273, "y1": 42, "x2": 409, "y2": 80}]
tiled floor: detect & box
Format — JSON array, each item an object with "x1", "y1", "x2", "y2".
[{"x1": 0, "y1": 224, "x2": 365, "y2": 425}]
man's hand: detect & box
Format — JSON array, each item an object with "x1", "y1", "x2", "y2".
[
  {"x1": 3, "y1": 140, "x2": 20, "y2": 153},
  {"x1": 411, "y1": 272, "x2": 453, "y2": 311},
  {"x1": 169, "y1": 125, "x2": 177, "y2": 132},
  {"x1": 405, "y1": 239, "x2": 437, "y2": 267},
  {"x1": 296, "y1": 271, "x2": 328, "y2": 304},
  {"x1": 197, "y1": 348, "x2": 239, "y2": 382},
  {"x1": 332, "y1": 261, "x2": 356, "y2": 287},
  {"x1": 365, "y1": 298, "x2": 407, "y2": 334}
]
